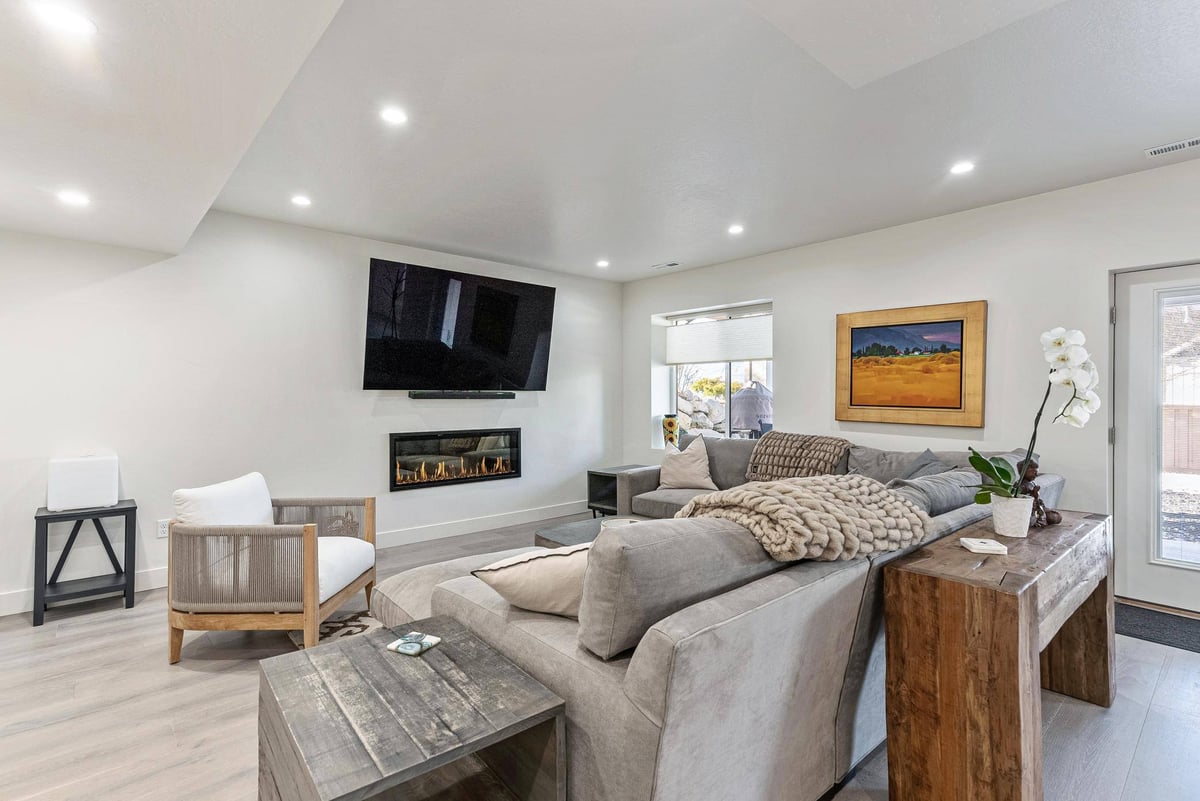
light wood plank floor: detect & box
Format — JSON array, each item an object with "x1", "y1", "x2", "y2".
[{"x1": 2, "y1": 514, "x2": 1198, "y2": 800}]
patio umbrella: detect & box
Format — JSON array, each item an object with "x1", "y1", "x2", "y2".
[{"x1": 731, "y1": 381, "x2": 773, "y2": 432}]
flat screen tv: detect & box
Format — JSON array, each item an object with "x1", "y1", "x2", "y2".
[{"x1": 363, "y1": 259, "x2": 556, "y2": 391}]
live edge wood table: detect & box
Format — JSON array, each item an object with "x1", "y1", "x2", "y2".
[
  {"x1": 884, "y1": 510, "x2": 1114, "y2": 801},
  {"x1": 259, "y1": 616, "x2": 565, "y2": 801}
]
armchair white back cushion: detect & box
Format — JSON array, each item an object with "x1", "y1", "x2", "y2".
[{"x1": 172, "y1": 472, "x2": 274, "y2": 525}]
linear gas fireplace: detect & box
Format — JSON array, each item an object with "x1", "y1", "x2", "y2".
[{"x1": 390, "y1": 428, "x2": 521, "y2": 491}]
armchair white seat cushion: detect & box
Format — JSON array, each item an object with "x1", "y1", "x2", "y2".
[
  {"x1": 318, "y1": 536, "x2": 377, "y2": 603},
  {"x1": 172, "y1": 472, "x2": 274, "y2": 525}
]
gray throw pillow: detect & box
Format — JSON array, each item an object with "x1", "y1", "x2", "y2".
[
  {"x1": 897, "y1": 448, "x2": 955, "y2": 480},
  {"x1": 889, "y1": 484, "x2": 932, "y2": 514},
  {"x1": 888, "y1": 470, "x2": 981, "y2": 516},
  {"x1": 847, "y1": 446, "x2": 918, "y2": 483}
]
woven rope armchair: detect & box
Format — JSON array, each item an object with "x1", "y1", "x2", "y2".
[{"x1": 168, "y1": 497, "x2": 375, "y2": 663}]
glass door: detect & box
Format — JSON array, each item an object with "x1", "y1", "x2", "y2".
[{"x1": 1114, "y1": 265, "x2": 1200, "y2": 613}]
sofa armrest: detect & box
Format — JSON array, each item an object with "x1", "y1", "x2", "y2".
[
  {"x1": 1035, "y1": 473, "x2": 1066, "y2": 510},
  {"x1": 616, "y1": 466, "x2": 661, "y2": 515},
  {"x1": 622, "y1": 559, "x2": 869, "y2": 801}
]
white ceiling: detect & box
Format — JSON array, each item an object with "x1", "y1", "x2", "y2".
[
  {"x1": 6, "y1": 1, "x2": 1200, "y2": 278},
  {"x1": 748, "y1": 0, "x2": 1071, "y2": 88},
  {"x1": 213, "y1": 0, "x2": 1200, "y2": 281},
  {"x1": 0, "y1": 0, "x2": 341, "y2": 253}
]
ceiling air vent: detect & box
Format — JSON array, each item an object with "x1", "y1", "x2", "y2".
[
  {"x1": 651, "y1": 261, "x2": 681, "y2": 271},
  {"x1": 1145, "y1": 137, "x2": 1200, "y2": 159}
]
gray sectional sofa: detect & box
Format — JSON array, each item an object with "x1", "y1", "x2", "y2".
[{"x1": 372, "y1": 434, "x2": 1065, "y2": 801}]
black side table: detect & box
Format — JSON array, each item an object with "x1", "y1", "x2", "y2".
[
  {"x1": 34, "y1": 499, "x2": 137, "y2": 626},
  {"x1": 586, "y1": 465, "x2": 650, "y2": 517}
]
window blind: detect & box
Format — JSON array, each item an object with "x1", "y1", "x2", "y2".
[{"x1": 664, "y1": 314, "x2": 773, "y2": 364}]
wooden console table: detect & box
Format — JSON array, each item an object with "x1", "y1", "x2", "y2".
[{"x1": 884, "y1": 511, "x2": 1114, "y2": 801}]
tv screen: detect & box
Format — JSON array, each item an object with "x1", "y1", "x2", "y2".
[{"x1": 363, "y1": 259, "x2": 556, "y2": 391}]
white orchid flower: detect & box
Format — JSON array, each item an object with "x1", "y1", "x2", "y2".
[
  {"x1": 1079, "y1": 359, "x2": 1100, "y2": 391},
  {"x1": 1056, "y1": 403, "x2": 1091, "y2": 428},
  {"x1": 1045, "y1": 344, "x2": 1090, "y2": 369},
  {"x1": 1040, "y1": 327, "x2": 1086, "y2": 354},
  {"x1": 1081, "y1": 390, "x2": 1101, "y2": 413},
  {"x1": 1049, "y1": 367, "x2": 1090, "y2": 388}
]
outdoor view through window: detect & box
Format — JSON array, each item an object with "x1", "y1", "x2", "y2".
[{"x1": 675, "y1": 361, "x2": 773, "y2": 438}]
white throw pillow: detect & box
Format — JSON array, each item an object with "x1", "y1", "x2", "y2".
[
  {"x1": 172, "y1": 472, "x2": 274, "y2": 526},
  {"x1": 659, "y1": 437, "x2": 718, "y2": 491},
  {"x1": 471, "y1": 543, "x2": 592, "y2": 618}
]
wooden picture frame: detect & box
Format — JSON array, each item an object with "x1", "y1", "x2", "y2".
[{"x1": 835, "y1": 300, "x2": 987, "y2": 427}]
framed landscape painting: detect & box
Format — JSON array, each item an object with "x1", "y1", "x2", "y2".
[{"x1": 835, "y1": 300, "x2": 987, "y2": 427}]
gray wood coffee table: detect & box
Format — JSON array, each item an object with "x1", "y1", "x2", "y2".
[
  {"x1": 259, "y1": 616, "x2": 565, "y2": 801},
  {"x1": 534, "y1": 516, "x2": 650, "y2": 548}
]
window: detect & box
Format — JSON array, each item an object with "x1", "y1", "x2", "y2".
[{"x1": 665, "y1": 306, "x2": 773, "y2": 439}]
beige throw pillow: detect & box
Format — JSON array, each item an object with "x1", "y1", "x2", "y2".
[
  {"x1": 659, "y1": 437, "x2": 718, "y2": 490},
  {"x1": 471, "y1": 543, "x2": 592, "y2": 618}
]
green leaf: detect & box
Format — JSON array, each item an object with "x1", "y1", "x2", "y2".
[
  {"x1": 988, "y1": 457, "x2": 1015, "y2": 484},
  {"x1": 968, "y1": 448, "x2": 995, "y2": 477},
  {"x1": 975, "y1": 491, "x2": 992, "y2": 504}
]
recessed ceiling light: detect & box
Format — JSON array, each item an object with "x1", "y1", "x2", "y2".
[
  {"x1": 728, "y1": 224, "x2": 745, "y2": 235},
  {"x1": 380, "y1": 106, "x2": 409, "y2": 126},
  {"x1": 30, "y1": 2, "x2": 97, "y2": 36},
  {"x1": 291, "y1": 195, "x2": 312, "y2": 207},
  {"x1": 950, "y1": 161, "x2": 975, "y2": 175},
  {"x1": 596, "y1": 260, "x2": 610, "y2": 268},
  {"x1": 56, "y1": 189, "x2": 89, "y2": 207}
]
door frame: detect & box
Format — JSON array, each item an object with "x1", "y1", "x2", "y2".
[{"x1": 1110, "y1": 260, "x2": 1200, "y2": 610}]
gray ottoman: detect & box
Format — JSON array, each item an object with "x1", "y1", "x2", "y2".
[{"x1": 372, "y1": 546, "x2": 540, "y2": 627}]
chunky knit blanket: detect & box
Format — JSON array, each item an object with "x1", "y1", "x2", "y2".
[
  {"x1": 745, "y1": 432, "x2": 851, "y2": 482},
  {"x1": 676, "y1": 474, "x2": 929, "y2": 562}
]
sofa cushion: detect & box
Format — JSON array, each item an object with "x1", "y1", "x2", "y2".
[
  {"x1": 172, "y1": 472, "x2": 274, "y2": 526},
  {"x1": 372, "y1": 546, "x2": 540, "y2": 626},
  {"x1": 680, "y1": 434, "x2": 758, "y2": 489},
  {"x1": 659, "y1": 437, "x2": 718, "y2": 490},
  {"x1": 317, "y1": 536, "x2": 375, "y2": 603},
  {"x1": 896, "y1": 449, "x2": 954, "y2": 480},
  {"x1": 888, "y1": 469, "x2": 980, "y2": 516},
  {"x1": 631, "y1": 488, "x2": 711, "y2": 518},
  {"x1": 577, "y1": 517, "x2": 782, "y2": 659},
  {"x1": 472, "y1": 543, "x2": 591, "y2": 618}
]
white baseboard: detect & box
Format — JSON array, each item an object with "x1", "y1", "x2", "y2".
[
  {"x1": 0, "y1": 566, "x2": 168, "y2": 618},
  {"x1": 375, "y1": 499, "x2": 588, "y2": 549},
  {"x1": 0, "y1": 503, "x2": 585, "y2": 618}
]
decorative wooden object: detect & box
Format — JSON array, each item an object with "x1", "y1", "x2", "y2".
[
  {"x1": 835, "y1": 300, "x2": 987, "y2": 427},
  {"x1": 258, "y1": 616, "x2": 566, "y2": 801},
  {"x1": 884, "y1": 511, "x2": 1114, "y2": 801}
]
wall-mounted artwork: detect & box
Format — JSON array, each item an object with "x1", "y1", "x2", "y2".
[{"x1": 835, "y1": 300, "x2": 987, "y2": 427}]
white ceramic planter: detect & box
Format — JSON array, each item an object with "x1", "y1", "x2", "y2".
[{"x1": 991, "y1": 495, "x2": 1035, "y2": 538}]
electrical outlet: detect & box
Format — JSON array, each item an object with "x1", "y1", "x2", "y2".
[{"x1": 157, "y1": 519, "x2": 171, "y2": 539}]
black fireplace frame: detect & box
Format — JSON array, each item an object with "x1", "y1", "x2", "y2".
[{"x1": 389, "y1": 428, "x2": 522, "y2": 492}]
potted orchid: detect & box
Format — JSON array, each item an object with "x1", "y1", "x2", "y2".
[{"x1": 970, "y1": 327, "x2": 1100, "y2": 537}]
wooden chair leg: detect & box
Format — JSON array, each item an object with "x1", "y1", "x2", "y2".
[
  {"x1": 169, "y1": 624, "x2": 184, "y2": 664},
  {"x1": 365, "y1": 580, "x2": 375, "y2": 613},
  {"x1": 303, "y1": 613, "x2": 319, "y2": 649}
]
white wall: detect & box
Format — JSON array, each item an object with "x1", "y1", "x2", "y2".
[
  {"x1": 622, "y1": 159, "x2": 1200, "y2": 514},
  {"x1": 0, "y1": 211, "x2": 623, "y2": 615}
]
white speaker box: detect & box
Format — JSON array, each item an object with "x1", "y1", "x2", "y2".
[{"x1": 47, "y1": 455, "x2": 119, "y2": 511}]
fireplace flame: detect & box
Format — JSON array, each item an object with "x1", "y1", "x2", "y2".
[{"x1": 395, "y1": 456, "x2": 514, "y2": 486}]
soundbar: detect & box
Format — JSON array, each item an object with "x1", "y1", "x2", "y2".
[{"x1": 407, "y1": 391, "x2": 517, "y2": 400}]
